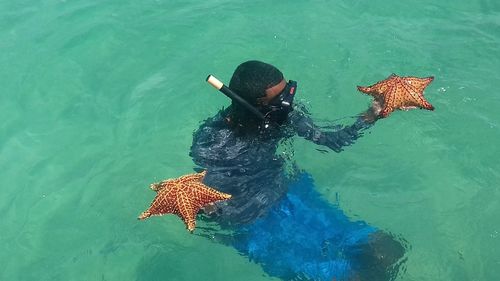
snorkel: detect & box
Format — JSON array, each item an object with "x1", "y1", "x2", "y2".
[
  {"x1": 206, "y1": 75, "x2": 266, "y2": 121},
  {"x1": 206, "y1": 75, "x2": 297, "y2": 127}
]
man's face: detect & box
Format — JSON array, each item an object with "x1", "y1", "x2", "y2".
[{"x1": 258, "y1": 78, "x2": 287, "y2": 105}]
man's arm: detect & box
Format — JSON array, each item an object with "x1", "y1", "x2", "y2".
[{"x1": 289, "y1": 102, "x2": 382, "y2": 152}]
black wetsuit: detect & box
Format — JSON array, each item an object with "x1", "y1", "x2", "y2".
[{"x1": 190, "y1": 106, "x2": 368, "y2": 226}]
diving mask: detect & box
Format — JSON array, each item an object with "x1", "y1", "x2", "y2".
[{"x1": 262, "y1": 80, "x2": 297, "y2": 123}]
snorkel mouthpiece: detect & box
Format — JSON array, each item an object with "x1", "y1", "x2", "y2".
[
  {"x1": 206, "y1": 75, "x2": 266, "y2": 121},
  {"x1": 206, "y1": 75, "x2": 224, "y2": 90}
]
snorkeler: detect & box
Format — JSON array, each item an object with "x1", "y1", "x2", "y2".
[{"x1": 190, "y1": 60, "x2": 405, "y2": 281}]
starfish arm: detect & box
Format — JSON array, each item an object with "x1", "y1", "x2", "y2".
[
  {"x1": 403, "y1": 76, "x2": 434, "y2": 93},
  {"x1": 150, "y1": 179, "x2": 173, "y2": 192},
  {"x1": 395, "y1": 79, "x2": 409, "y2": 108},
  {"x1": 177, "y1": 171, "x2": 207, "y2": 184},
  {"x1": 413, "y1": 79, "x2": 434, "y2": 110},
  {"x1": 150, "y1": 183, "x2": 161, "y2": 192},
  {"x1": 359, "y1": 74, "x2": 394, "y2": 93},
  {"x1": 402, "y1": 82, "x2": 433, "y2": 109},
  {"x1": 357, "y1": 85, "x2": 388, "y2": 104},
  {"x1": 138, "y1": 211, "x2": 152, "y2": 220},
  {"x1": 189, "y1": 182, "x2": 232, "y2": 206},
  {"x1": 138, "y1": 186, "x2": 179, "y2": 219},
  {"x1": 420, "y1": 99, "x2": 434, "y2": 110},
  {"x1": 379, "y1": 83, "x2": 396, "y2": 117},
  {"x1": 357, "y1": 85, "x2": 372, "y2": 94},
  {"x1": 399, "y1": 78, "x2": 434, "y2": 110},
  {"x1": 176, "y1": 191, "x2": 198, "y2": 232},
  {"x1": 373, "y1": 75, "x2": 395, "y2": 93}
]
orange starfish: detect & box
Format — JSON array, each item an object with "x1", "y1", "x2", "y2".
[
  {"x1": 138, "y1": 171, "x2": 231, "y2": 233},
  {"x1": 357, "y1": 74, "x2": 434, "y2": 118}
]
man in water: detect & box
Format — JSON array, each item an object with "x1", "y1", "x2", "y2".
[{"x1": 190, "y1": 60, "x2": 404, "y2": 281}]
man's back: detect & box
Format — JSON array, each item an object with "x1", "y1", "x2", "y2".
[{"x1": 190, "y1": 109, "x2": 290, "y2": 225}]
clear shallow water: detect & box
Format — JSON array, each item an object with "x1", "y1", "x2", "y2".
[{"x1": 1, "y1": 0, "x2": 499, "y2": 280}]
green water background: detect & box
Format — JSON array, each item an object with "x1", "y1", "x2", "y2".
[{"x1": 1, "y1": 0, "x2": 499, "y2": 280}]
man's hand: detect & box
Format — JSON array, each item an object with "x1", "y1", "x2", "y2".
[{"x1": 361, "y1": 99, "x2": 384, "y2": 123}]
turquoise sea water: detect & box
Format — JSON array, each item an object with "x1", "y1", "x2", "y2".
[{"x1": 1, "y1": 0, "x2": 499, "y2": 280}]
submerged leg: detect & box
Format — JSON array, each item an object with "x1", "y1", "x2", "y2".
[
  {"x1": 349, "y1": 231, "x2": 407, "y2": 281},
  {"x1": 230, "y1": 174, "x2": 406, "y2": 281}
]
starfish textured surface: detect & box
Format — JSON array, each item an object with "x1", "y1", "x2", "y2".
[
  {"x1": 357, "y1": 74, "x2": 434, "y2": 117},
  {"x1": 138, "y1": 171, "x2": 231, "y2": 232}
]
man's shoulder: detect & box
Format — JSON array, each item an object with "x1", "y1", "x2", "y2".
[
  {"x1": 192, "y1": 109, "x2": 233, "y2": 146},
  {"x1": 195, "y1": 109, "x2": 230, "y2": 133}
]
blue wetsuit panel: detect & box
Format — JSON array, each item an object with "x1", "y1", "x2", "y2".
[{"x1": 232, "y1": 173, "x2": 376, "y2": 281}]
